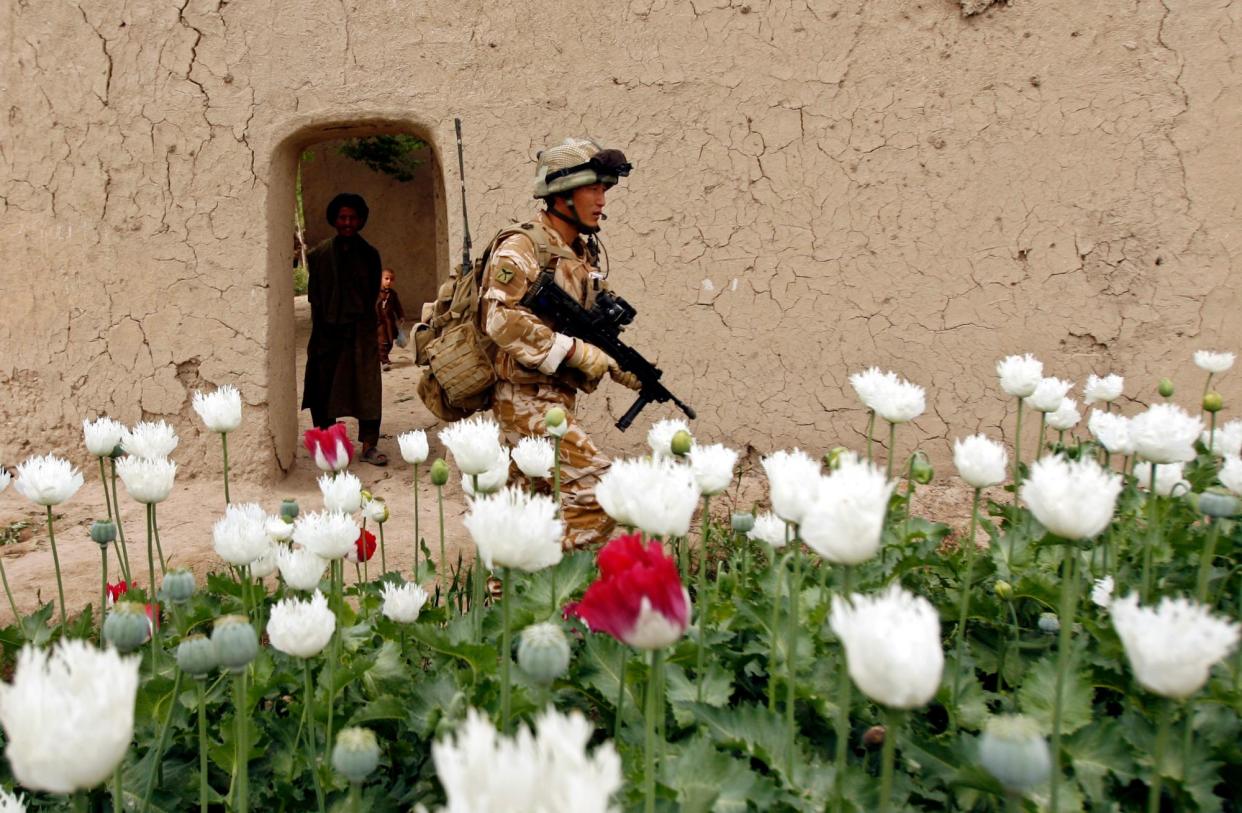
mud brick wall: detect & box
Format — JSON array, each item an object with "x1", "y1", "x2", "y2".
[{"x1": 1, "y1": 0, "x2": 1238, "y2": 477}]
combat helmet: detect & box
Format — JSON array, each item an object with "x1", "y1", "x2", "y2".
[{"x1": 532, "y1": 137, "x2": 632, "y2": 198}]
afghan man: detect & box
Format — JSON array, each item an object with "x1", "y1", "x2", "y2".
[{"x1": 301, "y1": 192, "x2": 388, "y2": 465}]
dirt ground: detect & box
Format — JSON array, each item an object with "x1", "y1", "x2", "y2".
[{"x1": 0, "y1": 296, "x2": 981, "y2": 625}]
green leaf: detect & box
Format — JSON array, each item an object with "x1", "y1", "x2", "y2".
[
  {"x1": 404, "y1": 622, "x2": 496, "y2": 680},
  {"x1": 348, "y1": 694, "x2": 409, "y2": 726},
  {"x1": 665, "y1": 662, "x2": 733, "y2": 725},
  {"x1": 17, "y1": 602, "x2": 55, "y2": 646},
  {"x1": 1018, "y1": 655, "x2": 1093, "y2": 737},
  {"x1": 520, "y1": 551, "x2": 596, "y2": 616},
  {"x1": 663, "y1": 735, "x2": 761, "y2": 813},
  {"x1": 577, "y1": 633, "x2": 643, "y2": 727},
  {"x1": 1065, "y1": 719, "x2": 1134, "y2": 803},
  {"x1": 406, "y1": 672, "x2": 461, "y2": 738},
  {"x1": 691, "y1": 702, "x2": 799, "y2": 782}
]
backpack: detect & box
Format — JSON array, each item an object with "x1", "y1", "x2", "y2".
[{"x1": 414, "y1": 222, "x2": 557, "y2": 422}]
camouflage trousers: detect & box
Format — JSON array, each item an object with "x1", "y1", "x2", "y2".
[{"x1": 492, "y1": 381, "x2": 616, "y2": 550}]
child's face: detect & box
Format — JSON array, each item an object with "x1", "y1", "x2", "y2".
[{"x1": 381, "y1": 272, "x2": 395, "y2": 289}]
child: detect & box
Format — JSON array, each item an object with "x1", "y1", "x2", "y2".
[{"x1": 375, "y1": 267, "x2": 406, "y2": 371}]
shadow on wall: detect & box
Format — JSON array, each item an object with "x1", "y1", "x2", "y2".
[{"x1": 266, "y1": 119, "x2": 449, "y2": 473}]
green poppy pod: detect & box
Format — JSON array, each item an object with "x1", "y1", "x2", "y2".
[
  {"x1": 211, "y1": 615, "x2": 259, "y2": 672},
  {"x1": 89, "y1": 519, "x2": 117, "y2": 547},
  {"x1": 517, "y1": 622, "x2": 571, "y2": 685},
  {"x1": 176, "y1": 634, "x2": 218, "y2": 677},
  {"x1": 103, "y1": 602, "x2": 151, "y2": 654},
  {"x1": 161, "y1": 568, "x2": 196, "y2": 604},
  {"x1": 332, "y1": 727, "x2": 380, "y2": 783}
]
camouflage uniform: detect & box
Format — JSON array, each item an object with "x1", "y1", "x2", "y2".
[{"x1": 480, "y1": 213, "x2": 615, "y2": 549}]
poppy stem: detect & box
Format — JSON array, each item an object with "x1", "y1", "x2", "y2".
[
  {"x1": 644, "y1": 648, "x2": 664, "y2": 813},
  {"x1": 833, "y1": 565, "x2": 853, "y2": 811},
  {"x1": 142, "y1": 668, "x2": 184, "y2": 810},
  {"x1": 1050, "y1": 544, "x2": 1079, "y2": 812},
  {"x1": 198, "y1": 680, "x2": 210, "y2": 813},
  {"x1": 614, "y1": 647, "x2": 627, "y2": 737},
  {"x1": 412, "y1": 462, "x2": 420, "y2": 579},
  {"x1": 46, "y1": 506, "x2": 68, "y2": 629},
  {"x1": 878, "y1": 707, "x2": 901, "y2": 813},
  {"x1": 767, "y1": 547, "x2": 785, "y2": 712},
  {"x1": 1142, "y1": 465, "x2": 1159, "y2": 602},
  {"x1": 1148, "y1": 698, "x2": 1172, "y2": 813},
  {"x1": 221, "y1": 432, "x2": 231, "y2": 507},
  {"x1": 695, "y1": 495, "x2": 711, "y2": 703},
  {"x1": 436, "y1": 484, "x2": 447, "y2": 603},
  {"x1": 785, "y1": 529, "x2": 802, "y2": 776},
  {"x1": 951, "y1": 487, "x2": 982, "y2": 735},
  {"x1": 501, "y1": 566, "x2": 512, "y2": 733}
]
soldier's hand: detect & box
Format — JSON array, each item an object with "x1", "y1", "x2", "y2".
[
  {"x1": 566, "y1": 340, "x2": 612, "y2": 380},
  {"x1": 609, "y1": 364, "x2": 642, "y2": 391}
]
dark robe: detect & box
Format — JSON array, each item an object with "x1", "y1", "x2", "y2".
[{"x1": 301, "y1": 235, "x2": 384, "y2": 422}]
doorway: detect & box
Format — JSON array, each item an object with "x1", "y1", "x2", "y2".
[{"x1": 266, "y1": 120, "x2": 449, "y2": 473}]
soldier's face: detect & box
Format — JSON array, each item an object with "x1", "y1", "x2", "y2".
[
  {"x1": 334, "y1": 206, "x2": 361, "y2": 237},
  {"x1": 570, "y1": 183, "x2": 607, "y2": 228}
]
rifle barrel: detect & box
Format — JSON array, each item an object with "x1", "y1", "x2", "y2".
[{"x1": 454, "y1": 117, "x2": 472, "y2": 272}]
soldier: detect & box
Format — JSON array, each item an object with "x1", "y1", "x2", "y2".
[{"x1": 479, "y1": 138, "x2": 641, "y2": 549}]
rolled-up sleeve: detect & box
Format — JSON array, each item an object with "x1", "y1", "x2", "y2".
[{"x1": 480, "y1": 235, "x2": 571, "y2": 372}]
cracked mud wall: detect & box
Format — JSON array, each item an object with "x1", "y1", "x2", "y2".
[{"x1": 1, "y1": 0, "x2": 1239, "y2": 477}]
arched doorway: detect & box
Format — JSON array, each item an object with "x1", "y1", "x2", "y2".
[{"x1": 265, "y1": 119, "x2": 449, "y2": 473}]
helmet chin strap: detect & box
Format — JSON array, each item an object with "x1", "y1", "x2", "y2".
[{"x1": 547, "y1": 197, "x2": 601, "y2": 235}]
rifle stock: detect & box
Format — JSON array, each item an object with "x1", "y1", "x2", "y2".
[{"x1": 520, "y1": 271, "x2": 695, "y2": 431}]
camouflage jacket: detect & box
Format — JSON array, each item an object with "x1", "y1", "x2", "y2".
[{"x1": 479, "y1": 212, "x2": 605, "y2": 393}]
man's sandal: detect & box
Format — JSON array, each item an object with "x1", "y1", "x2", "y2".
[{"x1": 360, "y1": 446, "x2": 388, "y2": 466}]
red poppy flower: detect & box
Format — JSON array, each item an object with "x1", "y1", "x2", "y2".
[
  {"x1": 106, "y1": 581, "x2": 131, "y2": 605},
  {"x1": 349, "y1": 528, "x2": 377, "y2": 563},
  {"x1": 303, "y1": 423, "x2": 354, "y2": 472},
  {"x1": 145, "y1": 602, "x2": 161, "y2": 630},
  {"x1": 567, "y1": 533, "x2": 690, "y2": 650}
]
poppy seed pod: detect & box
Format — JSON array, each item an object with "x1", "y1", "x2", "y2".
[
  {"x1": 211, "y1": 615, "x2": 259, "y2": 672},
  {"x1": 332, "y1": 727, "x2": 381, "y2": 783},
  {"x1": 517, "y1": 622, "x2": 572, "y2": 685},
  {"x1": 824, "y1": 446, "x2": 851, "y2": 470},
  {"x1": 161, "y1": 568, "x2": 196, "y2": 604},
  {"x1": 909, "y1": 452, "x2": 934, "y2": 485},
  {"x1": 1196, "y1": 488, "x2": 1239, "y2": 518},
  {"x1": 176, "y1": 634, "x2": 218, "y2": 678},
  {"x1": 730, "y1": 512, "x2": 755, "y2": 534},
  {"x1": 1203, "y1": 391, "x2": 1224, "y2": 413},
  {"x1": 979, "y1": 714, "x2": 1051, "y2": 795},
  {"x1": 670, "y1": 430, "x2": 694, "y2": 457},
  {"x1": 1038, "y1": 613, "x2": 1060, "y2": 635},
  {"x1": 429, "y1": 458, "x2": 450, "y2": 487},
  {"x1": 89, "y1": 519, "x2": 117, "y2": 547},
  {"x1": 1158, "y1": 378, "x2": 1175, "y2": 398},
  {"x1": 544, "y1": 407, "x2": 567, "y2": 438},
  {"x1": 280, "y1": 498, "x2": 300, "y2": 521},
  {"x1": 103, "y1": 603, "x2": 151, "y2": 653}
]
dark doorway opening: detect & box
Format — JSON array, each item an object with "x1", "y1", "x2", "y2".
[{"x1": 266, "y1": 120, "x2": 448, "y2": 472}]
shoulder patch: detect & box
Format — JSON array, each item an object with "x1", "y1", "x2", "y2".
[{"x1": 495, "y1": 267, "x2": 515, "y2": 283}]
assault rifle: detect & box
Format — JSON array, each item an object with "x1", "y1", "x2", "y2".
[{"x1": 520, "y1": 271, "x2": 696, "y2": 431}]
